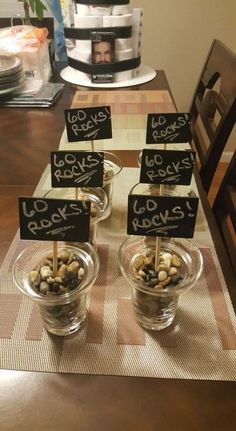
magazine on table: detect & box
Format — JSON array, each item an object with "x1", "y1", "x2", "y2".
[{"x1": 0, "y1": 83, "x2": 64, "y2": 108}]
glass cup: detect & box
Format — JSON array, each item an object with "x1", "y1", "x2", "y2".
[
  {"x1": 118, "y1": 236, "x2": 203, "y2": 331},
  {"x1": 101, "y1": 151, "x2": 123, "y2": 219},
  {"x1": 13, "y1": 242, "x2": 100, "y2": 336},
  {"x1": 44, "y1": 187, "x2": 108, "y2": 247},
  {"x1": 80, "y1": 150, "x2": 123, "y2": 219}
]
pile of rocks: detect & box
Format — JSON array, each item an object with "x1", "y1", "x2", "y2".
[
  {"x1": 132, "y1": 251, "x2": 183, "y2": 290},
  {"x1": 29, "y1": 249, "x2": 85, "y2": 296}
]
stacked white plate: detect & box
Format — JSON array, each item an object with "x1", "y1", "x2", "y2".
[{"x1": 0, "y1": 55, "x2": 24, "y2": 96}]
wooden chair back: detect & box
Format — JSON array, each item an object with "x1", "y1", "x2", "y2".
[
  {"x1": 212, "y1": 151, "x2": 236, "y2": 271},
  {"x1": 190, "y1": 39, "x2": 236, "y2": 193}
]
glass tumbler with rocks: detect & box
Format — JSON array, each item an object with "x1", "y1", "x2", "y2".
[
  {"x1": 44, "y1": 187, "x2": 108, "y2": 247},
  {"x1": 79, "y1": 150, "x2": 123, "y2": 219},
  {"x1": 118, "y1": 236, "x2": 203, "y2": 330},
  {"x1": 99, "y1": 151, "x2": 123, "y2": 219},
  {"x1": 103, "y1": 151, "x2": 123, "y2": 219},
  {"x1": 13, "y1": 242, "x2": 100, "y2": 336}
]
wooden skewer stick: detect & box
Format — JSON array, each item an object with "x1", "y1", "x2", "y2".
[
  {"x1": 155, "y1": 238, "x2": 161, "y2": 270},
  {"x1": 155, "y1": 184, "x2": 164, "y2": 270},
  {"x1": 75, "y1": 187, "x2": 79, "y2": 200},
  {"x1": 155, "y1": 144, "x2": 167, "y2": 270},
  {"x1": 53, "y1": 241, "x2": 58, "y2": 277}
]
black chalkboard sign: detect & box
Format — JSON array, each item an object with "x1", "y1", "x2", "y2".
[
  {"x1": 19, "y1": 197, "x2": 91, "y2": 242},
  {"x1": 127, "y1": 194, "x2": 199, "y2": 238},
  {"x1": 146, "y1": 113, "x2": 191, "y2": 144},
  {"x1": 51, "y1": 151, "x2": 104, "y2": 187},
  {"x1": 140, "y1": 149, "x2": 196, "y2": 185},
  {"x1": 65, "y1": 106, "x2": 112, "y2": 142}
]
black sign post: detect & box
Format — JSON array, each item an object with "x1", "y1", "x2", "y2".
[
  {"x1": 146, "y1": 113, "x2": 191, "y2": 144},
  {"x1": 50, "y1": 151, "x2": 104, "y2": 187},
  {"x1": 140, "y1": 149, "x2": 196, "y2": 185},
  {"x1": 127, "y1": 194, "x2": 199, "y2": 238},
  {"x1": 19, "y1": 197, "x2": 91, "y2": 242},
  {"x1": 64, "y1": 106, "x2": 112, "y2": 143}
]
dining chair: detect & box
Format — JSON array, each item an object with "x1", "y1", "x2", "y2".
[
  {"x1": 189, "y1": 39, "x2": 236, "y2": 194},
  {"x1": 212, "y1": 150, "x2": 236, "y2": 270}
]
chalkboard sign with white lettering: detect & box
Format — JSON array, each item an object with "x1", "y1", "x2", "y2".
[
  {"x1": 146, "y1": 113, "x2": 191, "y2": 144},
  {"x1": 140, "y1": 149, "x2": 196, "y2": 185},
  {"x1": 127, "y1": 194, "x2": 199, "y2": 238},
  {"x1": 19, "y1": 197, "x2": 91, "y2": 242},
  {"x1": 65, "y1": 106, "x2": 112, "y2": 142},
  {"x1": 51, "y1": 151, "x2": 104, "y2": 187}
]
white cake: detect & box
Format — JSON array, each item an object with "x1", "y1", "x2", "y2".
[{"x1": 63, "y1": 0, "x2": 143, "y2": 84}]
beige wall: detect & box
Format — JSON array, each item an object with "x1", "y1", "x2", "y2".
[
  {"x1": 131, "y1": 0, "x2": 236, "y2": 153},
  {"x1": 132, "y1": 0, "x2": 236, "y2": 110}
]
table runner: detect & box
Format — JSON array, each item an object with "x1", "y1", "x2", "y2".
[{"x1": 1, "y1": 167, "x2": 236, "y2": 380}]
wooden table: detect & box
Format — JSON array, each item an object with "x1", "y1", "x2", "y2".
[{"x1": 0, "y1": 71, "x2": 236, "y2": 431}]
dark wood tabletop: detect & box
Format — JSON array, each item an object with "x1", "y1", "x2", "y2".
[{"x1": 0, "y1": 70, "x2": 236, "y2": 431}]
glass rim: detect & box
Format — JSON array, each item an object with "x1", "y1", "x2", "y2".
[
  {"x1": 129, "y1": 182, "x2": 197, "y2": 198},
  {"x1": 43, "y1": 186, "x2": 109, "y2": 222},
  {"x1": 103, "y1": 151, "x2": 123, "y2": 180},
  {"x1": 13, "y1": 241, "x2": 100, "y2": 305},
  {"x1": 118, "y1": 235, "x2": 204, "y2": 297},
  {"x1": 82, "y1": 149, "x2": 123, "y2": 180}
]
